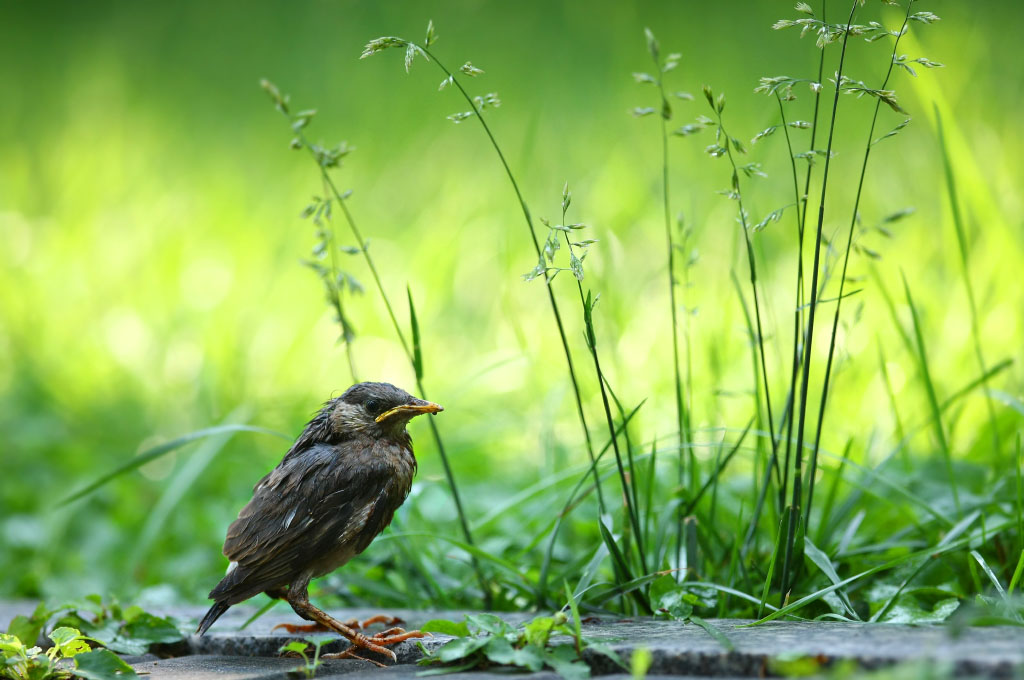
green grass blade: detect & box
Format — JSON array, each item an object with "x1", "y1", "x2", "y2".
[
  {"x1": 815, "y1": 438, "x2": 851, "y2": 545},
  {"x1": 573, "y1": 544, "x2": 610, "y2": 601},
  {"x1": 684, "y1": 418, "x2": 753, "y2": 517},
  {"x1": 58, "y1": 424, "x2": 290, "y2": 506},
  {"x1": 758, "y1": 509, "x2": 787, "y2": 619},
  {"x1": 803, "y1": 537, "x2": 858, "y2": 620},
  {"x1": 1008, "y1": 550, "x2": 1024, "y2": 596},
  {"x1": 939, "y1": 358, "x2": 1013, "y2": 415},
  {"x1": 239, "y1": 597, "x2": 281, "y2": 631},
  {"x1": 377, "y1": 531, "x2": 525, "y2": 594},
  {"x1": 748, "y1": 518, "x2": 1016, "y2": 625},
  {"x1": 689, "y1": 616, "x2": 734, "y2": 652},
  {"x1": 688, "y1": 582, "x2": 778, "y2": 613},
  {"x1": 407, "y1": 285, "x2": 423, "y2": 381},
  {"x1": 971, "y1": 549, "x2": 1021, "y2": 622},
  {"x1": 935, "y1": 105, "x2": 1002, "y2": 456},
  {"x1": 868, "y1": 555, "x2": 929, "y2": 623},
  {"x1": 902, "y1": 272, "x2": 961, "y2": 516},
  {"x1": 132, "y1": 406, "x2": 250, "y2": 566},
  {"x1": 538, "y1": 400, "x2": 646, "y2": 605}
]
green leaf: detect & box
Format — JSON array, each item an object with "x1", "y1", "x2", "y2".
[
  {"x1": 420, "y1": 619, "x2": 470, "y2": 637},
  {"x1": 72, "y1": 650, "x2": 137, "y2": 680},
  {"x1": 510, "y1": 643, "x2": 545, "y2": 672},
  {"x1": 8, "y1": 602, "x2": 50, "y2": 648},
  {"x1": 279, "y1": 641, "x2": 309, "y2": 655},
  {"x1": 0, "y1": 632, "x2": 27, "y2": 655},
  {"x1": 880, "y1": 597, "x2": 960, "y2": 624},
  {"x1": 480, "y1": 636, "x2": 516, "y2": 665},
  {"x1": 49, "y1": 628, "x2": 91, "y2": 659},
  {"x1": 120, "y1": 613, "x2": 184, "y2": 645},
  {"x1": 434, "y1": 636, "x2": 489, "y2": 663},
  {"x1": 522, "y1": 617, "x2": 555, "y2": 647},
  {"x1": 7, "y1": 617, "x2": 42, "y2": 649},
  {"x1": 649, "y1": 579, "x2": 694, "y2": 620},
  {"x1": 464, "y1": 614, "x2": 508, "y2": 636},
  {"x1": 544, "y1": 645, "x2": 589, "y2": 680}
]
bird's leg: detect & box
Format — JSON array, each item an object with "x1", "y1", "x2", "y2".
[
  {"x1": 265, "y1": 587, "x2": 331, "y2": 634},
  {"x1": 283, "y1": 587, "x2": 397, "y2": 663}
]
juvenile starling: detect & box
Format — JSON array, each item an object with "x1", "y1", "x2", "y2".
[{"x1": 196, "y1": 382, "x2": 443, "y2": 663}]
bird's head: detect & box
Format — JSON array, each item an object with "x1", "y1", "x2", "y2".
[{"x1": 325, "y1": 382, "x2": 443, "y2": 441}]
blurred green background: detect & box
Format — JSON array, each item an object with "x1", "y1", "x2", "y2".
[{"x1": 1, "y1": 1, "x2": 1021, "y2": 608}]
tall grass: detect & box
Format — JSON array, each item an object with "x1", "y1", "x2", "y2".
[
  {"x1": 363, "y1": 0, "x2": 994, "y2": 621},
  {"x1": 55, "y1": 1, "x2": 1022, "y2": 625},
  {"x1": 361, "y1": 28, "x2": 607, "y2": 528},
  {"x1": 935, "y1": 107, "x2": 1002, "y2": 456},
  {"x1": 632, "y1": 28, "x2": 694, "y2": 576},
  {"x1": 360, "y1": 26, "x2": 677, "y2": 608}
]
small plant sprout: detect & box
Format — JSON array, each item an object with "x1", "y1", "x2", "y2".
[
  {"x1": 1, "y1": 626, "x2": 137, "y2": 680},
  {"x1": 279, "y1": 637, "x2": 331, "y2": 679},
  {"x1": 417, "y1": 607, "x2": 624, "y2": 680}
]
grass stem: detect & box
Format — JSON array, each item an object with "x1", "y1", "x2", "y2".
[{"x1": 783, "y1": 0, "x2": 860, "y2": 605}]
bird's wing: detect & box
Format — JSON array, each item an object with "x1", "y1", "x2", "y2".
[{"x1": 219, "y1": 441, "x2": 394, "y2": 593}]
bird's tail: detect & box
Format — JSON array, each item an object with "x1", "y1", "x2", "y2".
[{"x1": 196, "y1": 600, "x2": 230, "y2": 636}]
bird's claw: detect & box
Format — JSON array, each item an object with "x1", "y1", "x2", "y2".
[
  {"x1": 366, "y1": 627, "x2": 430, "y2": 644},
  {"x1": 348, "y1": 614, "x2": 405, "y2": 630},
  {"x1": 347, "y1": 632, "x2": 398, "y2": 662},
  {"x1": 326, "y1": 628, "x2": 429, "y2": 665}
]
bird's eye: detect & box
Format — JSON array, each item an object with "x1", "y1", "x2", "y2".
[{"x1": 365, "y1": 399, "x2": 381, "y2": 414}]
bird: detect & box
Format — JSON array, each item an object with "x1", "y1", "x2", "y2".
[{"x1": 196, "y1": 382, "x2": 443, "y2": 663}]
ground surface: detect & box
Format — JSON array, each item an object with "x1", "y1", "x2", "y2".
[{"x1": 3, "y1": 602, "x2": 1023, "y2": 678}]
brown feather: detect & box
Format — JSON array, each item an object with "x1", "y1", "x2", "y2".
[{"x1": 200, "y1": 382, "x2": 431, "y2": 632}]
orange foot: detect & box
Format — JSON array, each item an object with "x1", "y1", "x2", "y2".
[
  {"x1": 273, "y1": 614, "x2": 405, "y2": 635},
  {"x1": 320, "y1": 627, "x2": 429, "y2": 666}
]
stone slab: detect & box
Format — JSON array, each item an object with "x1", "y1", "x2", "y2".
[
  {"x1": 5, "y1": 602, "x2": 1024, "y2": 677},
  {"x1": 130, "y1": 656, "x2": 739, "y2": 680},
  {"x1": 177, "y1": 606, "x2": 1024, "y2": 677}
]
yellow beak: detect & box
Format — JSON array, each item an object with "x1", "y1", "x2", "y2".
[{"x1": 375, "y1": 400, "x2": 444, "y2": 423}]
